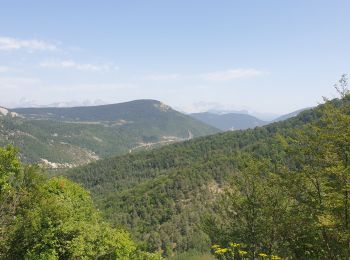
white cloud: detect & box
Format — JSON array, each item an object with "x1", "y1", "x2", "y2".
[
  {"x1": 0, "y1": 37, "x2": 58, "y2": 51},
  {"x1": 39, "y1": 60, "x2": 119, "y2": 72},
  {"x1": 200, "y1": 68, "x2": 265, "y2": 81},
  {"x1": 144, "y1": 73, "x2": 180, "y2": 81}
]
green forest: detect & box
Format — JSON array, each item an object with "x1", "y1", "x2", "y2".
[
  {"x1": 0, "y1": 100, "x2": 217, "y2": 166},
  {"x1": 1, "y1": 76, "x2": 350, "y2": 259},
  {"x1": 66, "y1": 76, "x2": 350, "y2": 259}
]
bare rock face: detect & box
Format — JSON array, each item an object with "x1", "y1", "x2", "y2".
[
  {"x1": 0, "y1": 107, "x2": 21, "y2": 117},
  {"x1": 0, "y1": 107, "x2": 9, "y2": 116},
  {"x1": 154, "y1": 102, "x2": 170, "y2": 112}
]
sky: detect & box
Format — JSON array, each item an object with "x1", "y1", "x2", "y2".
[{"x1": 0, "y1": 1, "x2": 349, "y2": 117}]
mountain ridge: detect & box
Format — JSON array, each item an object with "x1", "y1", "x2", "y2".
[
  {"x1": 0, "y1": 100, "x2": 219, "y2": 167},
  {"x1": 189, "y1": 107, "x2": 310, "y2": 131}
]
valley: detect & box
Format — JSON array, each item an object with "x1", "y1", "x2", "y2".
[
  {"x1": 1, "y1": 2, "x2": 348, "y2": 258},
  {"x1": 65, "y1": 95, "x2": 348, "y2": 257},
  {"x1": 0, "y1": 100, "x2": 218, "y2": 168}
]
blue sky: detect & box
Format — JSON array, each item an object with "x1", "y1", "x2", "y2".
[{"x1": 0, "y1": 1, "x2": 349, "y2": 116}]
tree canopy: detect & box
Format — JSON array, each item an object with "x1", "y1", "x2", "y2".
[{"x1": 0, "y1": 145, "x2": 161, "y2": 259}]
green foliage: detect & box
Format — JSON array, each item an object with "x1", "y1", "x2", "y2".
[
  {"x1": 210, "y1": 243, "x2": 280, "y2": 260},
  {"x1": 169, "y1": 250, "x2": 215, "y2": 260},
  {"x1": 65, "y1": 96, "x2": 330, "y2": 255},
  {"x1": 0, "y1": 100, "x2": 218, "y2": 166},
  {"x1": 0, "y1": 145, "x2": 21, "y2": 196},
  {"x1": 0, "y1": 147, "x2": 161, "y2": 259},
  {"x1": 0, "y1": 145, "x2": 23, "y2": 251},
  {"x1": 66, "y1": 78, "x2": 350, "y2": 257},
  {"x1": 204, "y1": 156, "x2": 290, "y2": 258},
  {"x1": 205, "y1": 76, "x2": 350, "y2": 259}
]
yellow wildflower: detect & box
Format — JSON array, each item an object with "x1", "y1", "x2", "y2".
[
  {"x1": 229, "y1": 242, "x2": 241, "y2": 248},
  {"x1": 238, "y1": 250, "x2": 248, "y2": 255},
  {"x1": 211, "y1": 244, "x2": 220, "y2": 249},
  {"x1": 215, "y1": 248, "x2": 229, "y2": 255}
]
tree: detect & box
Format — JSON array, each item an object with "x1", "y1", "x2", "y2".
[
  {"x1": 0, "y1": 145, "x2": 23, "y2": 253},
  {"x1": 204, "y1": 154, "x2": 290, "y2": 259},
  {"x1": 0, "y1": 145, "x2": 161, "y2": 259},
  {"x1": 205, "y1": 75, "x2": 350, "y2": 259},
  {"x1": 288, "y1": 76, "x2": 350, "y2": 258}
]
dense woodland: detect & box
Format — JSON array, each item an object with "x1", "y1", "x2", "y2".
[
  {"x1": 1, "y1": 76, "x2": 350, "y2": 259},
  {"x1": 66, "y1": 76, "x2": 350, "y2": 259}
]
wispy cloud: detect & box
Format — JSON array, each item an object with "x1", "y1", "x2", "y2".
[
  {"x1": 39, "y1": 60, "x2": 119, "y2": 72},
  {"x1": 0, "y1": 37, "x2": 58, "y2": 51},
  {"x1": 200, "y1": 68, "x2": 266, "y2": 81},
  {"x1": 144, "y1": 73, "x2": 180, "y2": 81}
]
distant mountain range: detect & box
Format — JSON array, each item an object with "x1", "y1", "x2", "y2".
[
  {"x1": 0, "y1": 100, "x2": 218, "y2": 167},
  {"x1": 0, "y1": 99, "x2": 309, "y2": 167},
  {"x1": 272, "y1": 107, "x2": 311, "y2": 122},
  {"x1": 190, "y1": 112, "x2": 267, "y2": 130},
  {"x1": 189, "y1": 108, "x2": 309, "y2": 131}
]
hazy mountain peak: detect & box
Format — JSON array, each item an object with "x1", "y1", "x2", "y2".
[
  {"x1": 190, "y1": 111, "x2": 267, "y2": 131},
  {"x1": 273, "y1": 107, "x2": 312, "y2": 122}
]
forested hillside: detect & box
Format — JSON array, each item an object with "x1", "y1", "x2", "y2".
[
  {"x1": 0, "y1": 100, "x2": 218, "y2": 167},
  {"x1": 1, "y1": 0, "x2": 348, "y2": 258},
  {"x1": 1, "y1": 82, "x2": 349, "y2": 259},
  {"x1": 64, "y1": 107, "x2": 318, "y2": 256},
  {"x1": 66, "y1": 78, "x2": 350, "y2": 258}
]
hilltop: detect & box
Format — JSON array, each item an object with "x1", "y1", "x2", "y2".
[{"x1": 0, "y1": 100, "x2": 218, "y2": 167}]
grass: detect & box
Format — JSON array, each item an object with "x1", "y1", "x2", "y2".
[{"x1": 169, "y1": 252, "x2": 215, "y2": 260}]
